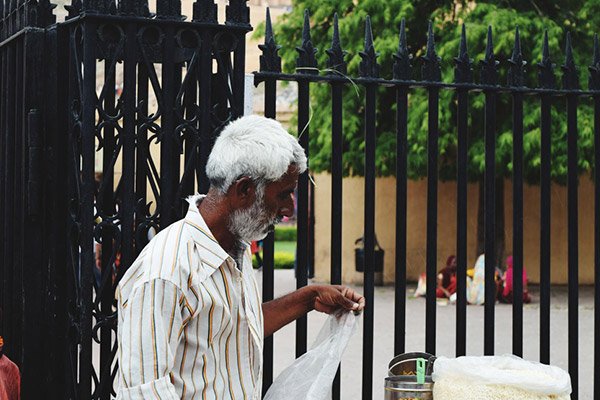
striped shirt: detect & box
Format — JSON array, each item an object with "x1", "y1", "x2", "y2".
[{"x1": 116, "y1": 195, "x2": 264, "y2": 400}]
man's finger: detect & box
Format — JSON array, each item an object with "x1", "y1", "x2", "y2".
[{"x1": 337, "y1": 292, "x2": 360, "y2": 310}]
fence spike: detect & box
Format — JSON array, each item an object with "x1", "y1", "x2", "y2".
[
  {"x1": 359, "y1": 15, "x2": 379, "y2": 78},
  {"x1": 508, "y1": 26, "x2": 526, "y2": 87},
  {"x1": 538, "y1": 30, "x2": 556, "y2": 89},
  {"x1": 393, "y1": 18, "x2": 412, "y2": 80},
  {"x1": 192, "y1": 0, "x2": 216, "y2": 23},
  {"x1": 225, "y1": 0, "x2": 249, "y2": 26},
  {"x1": 562, "y1": 31, "x2": 579, "y2": 90},
  {"x1": 259, "y1": 7, "x2": 282, "y2": 73},
  {"x1": 295, "y1": 9, "x2": 318, "y2": 74},
  {"x1": 326, "y1": 13, "x2": 347, "y2": 75},
  {"x1": 454, "y1": 23, "x2": 473, "y2": 83},
  {"x1": 421, "y1": 20, "x2": 441, "y2": 82},
  {"x1": 480, "y1": 25, "x2": 498, "y2": 85},
  {"x1": 589, "y1": 34, "x2": 600, "y2": 90}
]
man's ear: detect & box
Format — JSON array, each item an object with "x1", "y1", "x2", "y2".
[{"x1": 230, "y1": 176, "x2": 255, "y2": 207}]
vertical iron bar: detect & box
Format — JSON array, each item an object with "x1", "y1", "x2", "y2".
[
  {"x1": 567, "y1": 93, "x2": 579, "y2": 399},
  {"x1": 135, "y1": 60, "x2": 148, "y2": 247},
  {"x1": 539, "y1": 93, "x2": 551, "y2": 364},
  {"x1": 160, "y1": 26, "x2": 176, "y2": 228},
  {"x1": 456, "y1": 88, "x2": 468, "y2": 356},
  {"x1": 232, "y1": 32, "x2": 245, "y2": 118},
  {"x1": 2, "y1": 43, "x2": 14, "y2": 355},
  {"x1": 362, "y1": 83, "x2": 376, "y2": 400},
  {"x1": 197, "y1": 30, "x2": 212, "y2": 194},
  {"x1": 594, "y1": 94, "x2": 600, "y2": 400},
  {"x1": 13, "y1": 35, "x2": 23, "y2": 369},
  {"x1": 331, "y1": 81, "x2": 343, "y2": 400},
  {"x1": 483, "y1": 89, "x2": 496, "y2": 355},
  {"x1": 99, "y1": 31, "x2": 116, "y2": 400},
  {"x1": 120, "y1": 20, "x2": 137, "y2": 301},
  {"x1": 261, "y1": 78, "x2": 276, "y2": 396},
  {"x1": 394, "y1": 84, "x2": 408, "y2": 356},
  {"x1": 512, "y1": 91, "x2": 524, "y2": 357},
  {"x1": 80, "y1": 20, "x2": 97, "y2": 400},
  {"x1": 296, "y1": 79, "x2": 309, "y2": 358},
  {"x1": 425, "y1": 86, "x2": 439, "y2": 355}
]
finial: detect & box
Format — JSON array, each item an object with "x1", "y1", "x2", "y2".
[
  {"x1": 454, "y1": 23, "x2": 473, "y2": 83},
  {"x1": 562, "y1": 31, "x2": 579, "y2": 90},
  {"x1": 326, "y1": 13, "x2": 347, "y2": 75},
  {"x1": 259, "y1": 7, "x2": 282, "y2": 72},
  {"x1": 359, "y1": 15, "x2": 379, "y2": 78},
  {"x1": 193, "y1": 0, "x2": 217, "y2": 23},
  {"x1": 480, "y1": 25, "x2": 498, "y2": 85},
  {"x1": 421, "y1": 20, "x2": 441, "y2": 82},
  {"x1": 225, "y1": 0, "x2": 250, "y2": 26},
  {"x1": 589, "y1": 34, "x2": 600, "y2": 90},
  {"x1": 393, "y1": 18, "x2": 412, "y2": 80},
  {"x1": 508, "y1": 26, "x2": 526, "y2": 87},
  {"x1": 538, "y1": 30, "x2": 556, "y2": 89},
  {"x1": 295, "y1": 9, "x2": 318, "y2": 74}
]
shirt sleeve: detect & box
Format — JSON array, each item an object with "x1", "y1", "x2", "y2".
[{"x1": 117, "y1": 279, "x2": 190, "y2": 400}]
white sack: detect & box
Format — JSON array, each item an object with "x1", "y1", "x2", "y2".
[{"x1": 432, "y1": 354, "x2": 571, "y2": 400}]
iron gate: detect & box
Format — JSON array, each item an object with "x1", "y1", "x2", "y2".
[{"x1": 0, "y1": 0, "x2": 251, "y2": 398}]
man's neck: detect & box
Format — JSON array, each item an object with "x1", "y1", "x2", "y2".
[{"x1": 197, "y1": 190, "x2": 237, "y2": 254}]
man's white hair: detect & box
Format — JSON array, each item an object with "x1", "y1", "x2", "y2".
[{"x1": 206, "y1": 115, "x2": 307, "y2": 193}]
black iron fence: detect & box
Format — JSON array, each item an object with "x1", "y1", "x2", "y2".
[
  {"x1": 254, "y1": 9, "x2": 600, "y2": 400},
  {"x1": 1, "y1": 0, "x2": 599, "y2": 399}
]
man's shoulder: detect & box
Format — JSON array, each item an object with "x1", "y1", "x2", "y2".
[{"x1": 117, "y1": 218, "x2": 224, "y2": 299}]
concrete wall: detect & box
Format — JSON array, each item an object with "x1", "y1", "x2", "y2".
[{"x1": 312, "y1": 173, "x2": 596, "y2": 285}]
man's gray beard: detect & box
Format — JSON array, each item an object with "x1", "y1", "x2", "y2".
[{"x1": 228, "y1": 192, "x2": 275, "y2": 243}]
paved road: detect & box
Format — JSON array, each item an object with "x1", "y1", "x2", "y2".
[{"x1": 265, "y1": 270, "x2": 594, "y2": 400}]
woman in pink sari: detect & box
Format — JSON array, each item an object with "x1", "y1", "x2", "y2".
[{"x1": 500, "y1": 255, "x2": 532, "y2": 304}]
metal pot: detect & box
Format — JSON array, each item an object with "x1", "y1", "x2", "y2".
[{"x1": 384, "y1": 376, "x2": 433, "y2": 400}]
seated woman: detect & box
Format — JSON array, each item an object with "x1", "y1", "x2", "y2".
[
  {"x1": 436, "y1": 255, "x2": 457, "y2": 299},
  {"x1": 499, "y1": 255, "x2": 532, "y2": 304}
]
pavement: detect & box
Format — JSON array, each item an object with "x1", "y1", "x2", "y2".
[{"x1": 262, "y1": 269, "x2": 595, "y2": 400}]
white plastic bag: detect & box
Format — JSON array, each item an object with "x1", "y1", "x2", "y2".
[
  {"x1": 432, "y1": 355, "x2": 572, "y2": 400},
  {"x1": 264, "y1": 311, "x2": 359, "y2": 400}
]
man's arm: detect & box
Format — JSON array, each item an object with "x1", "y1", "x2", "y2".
[
  {"x1": 117, "y1": 279, "x2": 186, "y2": 399},
  {"x1": 262, "y1": 285, "x2": 365, "y2": 337}
]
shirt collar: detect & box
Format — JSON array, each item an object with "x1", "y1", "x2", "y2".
[{"x1": 183, "y1": 194, "x2": 231, "y2": 269}]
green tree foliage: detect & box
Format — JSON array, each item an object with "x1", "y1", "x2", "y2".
[{"x1": 255, "y1": 0, "x2": 598, "y2": 184}]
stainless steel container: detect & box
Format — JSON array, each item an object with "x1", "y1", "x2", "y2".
[{"x1": 384, "y1": 376, "x2": 433, "y2": 400}]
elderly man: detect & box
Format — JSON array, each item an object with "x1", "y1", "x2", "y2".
[{"x1": 116, "y1": 115, "x2": 365, "y2": 399}]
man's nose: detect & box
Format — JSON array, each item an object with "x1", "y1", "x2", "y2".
[{"x1": 279, "y1": 196, "x2": 295, "y2": 218}]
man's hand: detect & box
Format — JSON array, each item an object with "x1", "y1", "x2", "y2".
[
  {"x1": 262, "y1": 284, "x2": 366, "y2": 337},
  {"x1": 311, "y1": 285, "x2": 365, "y2": 314}
]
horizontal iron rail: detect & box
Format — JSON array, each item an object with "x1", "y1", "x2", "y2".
[
  {"x1": 254, "y1": 71, "x2": 600, "y2": 96},
  {"x1": 0, "y1": 27, "x2": 45, "y2": 48},
  {"x1": 59, "y1": 13, "x2": 253, "y2": 31}
]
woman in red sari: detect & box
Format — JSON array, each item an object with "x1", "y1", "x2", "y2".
[
  {"x1": 436, "y1": 255, "x2": 458, "y2": 299},
  {"x1": 500, "y1": 255, "x2": 532, "y2": 304}
]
